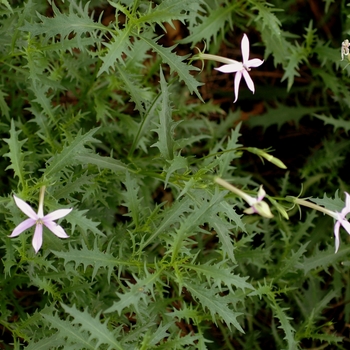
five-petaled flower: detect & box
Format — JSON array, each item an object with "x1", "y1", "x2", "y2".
[
  {"x1": 192, "y1": 34, "x2": 264, "y2": 103},
  {"x1": 9, "y1": 186, "x2": 72, "y2": 253},
  {"x1": 215, "y1": 34, "x2": 264, "y2": 102}
]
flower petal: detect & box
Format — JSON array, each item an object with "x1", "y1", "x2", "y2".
[
  {"x1": 341, "y1": 219, "x2": 350, "y2": 235},
  {"x1": 247, "y1": 58, "x2": 264, "y2": 68},
  {"x1": 44, "y1": 221, "x2": 69, "y2": 238},
  {"x1": 343, "y1": 192, "x2": 350, "y2": 213},
  {"x1": 43, "y1": 208, "x2": 72, "y2": 221},
  {"x1": 9, "y1": 218, "x2": 36, "y2": 237},
  {"x1": 234, "y1": 71, "x2": 242, "y2": 103},
  {"x1": 334, "y1": 221, "x2": 341, "y2": 253},
  {"x1": 32, "y1": 223, "x2": 43, "y2": 253},
  {"x1": 241, "y1": 34, "x2": 250, "y2": 64},
  {"x1": 13, "y1": 195, "x2": 38, "y2": 220},
  {"x1": 242, "y1": 70, "x2": 255, "y2": 93},
  {"x1": 257, "y1": 185, "x2": 266, "y2": 201},
  {"x1": 215, "y1": 62, "x2": 243, "y2": 73}
]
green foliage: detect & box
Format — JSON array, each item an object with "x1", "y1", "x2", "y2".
[{"x1": 1, "y1": 0, "x2": 350, "y2": 349}]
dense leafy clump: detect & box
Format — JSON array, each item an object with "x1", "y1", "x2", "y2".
[{"x1": 1, "y1": 0, "x2": 350, "y2": 349}]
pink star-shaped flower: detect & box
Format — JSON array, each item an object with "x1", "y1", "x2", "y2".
[
  {"x1": 215, "y1": 34, "x2": 264, "y2": 103},
  {"x1": 9, "y1": 188, "x2": 72, "y2": 253}
]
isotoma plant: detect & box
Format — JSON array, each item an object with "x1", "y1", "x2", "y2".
[{"x1": 1, "y1": 0, "x2": 350, "y2": 349}]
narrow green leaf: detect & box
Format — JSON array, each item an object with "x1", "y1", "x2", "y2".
[
  {"x1": 314, "y1": 113, "x2": 350, "y2": 133},
  {"x1": 41, "y1": 313, "x2": 95, "y2": 349},
  {"x1": 183, "y1": 262, "x2": 254, "y2": 292},
  {"x1": 185, "y1": 282, "x2": 244, "y2": 332},
  {"x1": 139, "y1": 36, "x2": 203, "y2": 100},
  {"x1": 62, "y1": 304, "x2": 124, "y2": 350},
  {"x1": 152, "y1": 69, "x2": 175, "y2": 161},
  {"x1": 74, "y1": 153, "x2": 129, "y2": 173},
  {"x1": 98, "y1": 29, "x2": 132, "y2": 76},
  {"x1": 53, "y1": 241, "x2": 116, "y2": 282},
  {"x1": 3, "y1": 120, "x2": 30, "y2": 186},
  {"x1": 0, "y1": 86, "x2": 10, "y2": 118},
  {"x1": 181, "y1": 3, "x2": 237, "y2": 48},
  {"x1": 20, "y1": 1, "x2": 103, "y2": 45},
  {"x1": 45, "y1": 128, "x2": 100, "y2": 177}
]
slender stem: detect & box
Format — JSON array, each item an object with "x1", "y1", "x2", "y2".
[
  {"x1": 293, "y1": 197, "x2": 336, "y2": 219},
  {"x1": 38, "y1": 186, "x2": 46, "y2": 218},
  {"x1": 196, "y1": 53, "x2": 239, "y2": 65},
  {"x1": 214, "y1": 177, "x2": 253, "y2": 205}
]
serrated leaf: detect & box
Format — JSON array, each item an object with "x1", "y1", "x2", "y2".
[
  {"x1": 0, "y1": 86, "x2": 10, "y2": 118},
  {"x1": 164, "y1": 154, "x2": 188, "y2": 188},
  {"x1": 246, "y1": 102, "x2": 323, "y2": 131},
  {"x1": 68, "y1": 209, "x2": 104, "y2": 238},
  {"x1": 281, "y1": 42, "x2": 307, "y2": 90},
  {"x1": 129, "y1": 90, "x2": 162, "y2": 155},
  {"x1": 310, "y1": 190, "x2": 344, "y2": 212},
  {"x1": 271, "y1": 300, "x2": 297, "y2": 349},
  {"x1": 314, "y1": 113, "x2": 350, "y2": 133},
  {"x1": 20, "y1": 1, "x2": 102, "y2": 46},
  {"x1": 53, "y1": 173, "x2": 94, "y2": 200},
  {"x1": 276, "y1": 242, "x2": 309, "y2": 278},
  {"x1": 151, "y1": 69, "x2": 176, "y2": 161},
  {"x1": 296, "y1": 246, "x2": 350, "y2": 274},
  {"x1": 115, "y1": 64, "x2": 150, "y2": 113},
  {"x1": 61, "y1": 304, "x2": 124, "y2": 350},
  {"x1": 181, "y1": 2, "x2": 237, "y2": 48},
  {"x1": 74, "y1": 153, "x2": 129, "y2": 173},
  {"x1": 139, "y1": 36, "x2": 203, "y2": 100},
  {"x1": 104, "y1": 269, "x2": 160, "y2": 314},
  {"x1": 122, "y1": 172, "x2": 143, "y2": 227},
  {"x1": 0, "y1": 0, "x2": 12, "y2": 12},
  {"x1": 252, "y1": 2, "x2": 283, "y2": 38},
  {"x1": 184, "y1": 281, "x2": 244, "y2": 332},
  {"x1": 136, "y1": 0, "x2": 203, "y2": 27},
  {"x1": 141, "y1": 196, "x2": 193, "y2": 248},
  {"x1": 30, "y1": 82, "x2": 59, "y2": 122},
  {"x1": 41, "y1": 313, "x2": 95, "y2": 349},
  {"x1": 23, "y1": 334, "x2": 66, "y2": 350},
  {"x1": 44, "y1": 128, "x2": 100, "y2": 177},
  {"x1": 53, "y1": 240, "x2": 115, "y2": 282},
  {"x1": 98, "y1": 29, "x2": 132, "y2": 76},
  {"x1": 3, "y1": 119, "x2": 31, "y2": 186},
  {"x1": 183, "y1": 261, "x2": 254, "y2": 292}
]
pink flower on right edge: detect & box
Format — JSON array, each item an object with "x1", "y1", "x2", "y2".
[
  {"x1": 215, "y1": 34, "x2": 264, "y2": 103},
  {"x1": 333, "y1": 192, "x2": 350, "y2": 253}
]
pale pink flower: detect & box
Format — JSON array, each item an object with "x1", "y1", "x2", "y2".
[
  {"x1": 9, "y1": 187, "x2": 72, "y2": 253},
  {"x1": 215, "y1": 178, "x2": 273, "y2": 219},
  {"x1": 333, "y1": 192, "x2": 350, "y2": 253},
  {"x1": 293, "y1": 192, "x2": 350, "y2": 253},
  {"x1": 215, "y1": 34, "x2": 264, "y2": 102}
]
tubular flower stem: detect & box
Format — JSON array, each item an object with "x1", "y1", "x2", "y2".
[
  {"x1": 293, "y1": 194, "x2": 350, "y2": 253},
  {"x1": 215, "y1": 177, "x2": 273, "y2": 219},
  {"x1": 9, "y1": 186, "x2": 72, "y2": 253}
]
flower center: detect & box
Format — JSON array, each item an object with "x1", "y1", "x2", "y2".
[{"x1": 243, "y1": 64, "x2": 251, "y2": 71}]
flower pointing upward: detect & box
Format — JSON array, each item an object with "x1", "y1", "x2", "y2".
[
  {"x1": 215, "y1": 34, "x2": 264, "y2": 102},
  {"x1": 9, "y1": 186, "x2": 72, "y2": 253}
]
